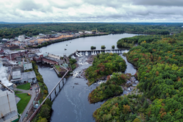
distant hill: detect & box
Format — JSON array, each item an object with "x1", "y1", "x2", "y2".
[{"x1": 0, "y1": 22, "x2": 8, "y2": 24}]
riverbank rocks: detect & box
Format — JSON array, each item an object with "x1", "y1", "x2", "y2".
[
  {"x1": 130, "y1": 77, "x2": 136, "y2": 83},
  {"x1": 135, "y1": 80, "x2": 139, "y2": 84},
  {"x1": 126, "y1": 80, "x2": 132, "y2": 87}
]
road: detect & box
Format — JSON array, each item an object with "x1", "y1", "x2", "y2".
[{"x1": 15, "y1": 84, "x2": 39, "y2": 122}]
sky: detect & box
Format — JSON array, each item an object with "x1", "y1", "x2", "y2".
[{"x1": 0, "y1": 0, "x2": 183, "y2": 22}]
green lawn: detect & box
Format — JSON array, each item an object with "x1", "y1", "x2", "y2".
[
  {"x1": 16, "y1": 93, "x2": 31, "y2": 114},
  {"x1": 17, "y1": 83, "x2": 31, "y2": 90}
]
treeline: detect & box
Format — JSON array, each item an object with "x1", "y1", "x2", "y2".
[
  {"x1": 117, "y1": 35, "x2": 163, "y2": 48},
  {"x1": 0, "y1": 23, "x2": 182, "y2": 38}
]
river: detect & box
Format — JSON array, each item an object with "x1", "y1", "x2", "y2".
[{"x1": 38, "y1": 33, "x2": 137, "y2": 122}]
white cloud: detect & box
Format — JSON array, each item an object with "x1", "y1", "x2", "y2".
[{"x1": 0, "y1": 0, "x2": 182, "y2": 22}]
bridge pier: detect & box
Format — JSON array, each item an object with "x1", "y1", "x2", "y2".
[
  {"x1": 59, "y1": 83, "x2": 61, "y2": 90},
  {"x1": 55, "y1": 89, "x2": 56, "y2": 95},
  {"x1": 62, "y1": 80, "x2": 64, "y2": 86}
]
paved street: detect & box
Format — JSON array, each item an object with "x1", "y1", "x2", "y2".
[{"x1": 15, "y1": 84, "x2": 39, "y2": 122}]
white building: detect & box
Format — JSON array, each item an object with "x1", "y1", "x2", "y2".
[
  {"x1": 0, "y1": 88, "x2": 18, "y2": 122},
  {"x1": 18, "y1": 35, "x2": 25, "y2": 42},
  {"x1": 84, "y1": 31, "x2": 92, "y2": 34},
  {"x1": 2, "y1": 38, "x2": 8, "y2": 42},
  {"x1": 79, "y1": 31, "x2": 83, "y2": 34}
]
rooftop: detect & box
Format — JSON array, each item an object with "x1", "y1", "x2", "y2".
[{"x1": 22, "y1": 71, "x2": 36, "y2": 79}]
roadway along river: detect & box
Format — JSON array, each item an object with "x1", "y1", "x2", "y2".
[{"x1": 38, "y1": 33, "x2": 137, "y2": 122}]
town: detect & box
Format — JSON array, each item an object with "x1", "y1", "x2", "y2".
[
  {"x1": 1, "y1": 30, "x2": 102, "y2": 49},
  {"x1": 0, "y1": 30, "x2": 103, "y2": 122}
]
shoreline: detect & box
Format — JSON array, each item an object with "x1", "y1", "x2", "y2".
[{"x1": 27, "y1": 33, "x2": 108, "y2": 49}]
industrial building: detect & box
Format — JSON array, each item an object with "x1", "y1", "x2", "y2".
[
  {"x1": 11, "y1": 66, "x2": 36, "y2": 84},
  {"x1": 0, "y1": 83, "x2": 18, "y2": 122}
]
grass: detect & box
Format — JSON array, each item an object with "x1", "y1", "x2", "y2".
[
  {"x1": 17, "y1": 83, "x2": 31, "y2": 90},
  {"x1": 54, "y1": 65, "x2": 61, "y2": 72},
  {"x1": 16, "y1": 93, "x2": 31, "y2": 114}
]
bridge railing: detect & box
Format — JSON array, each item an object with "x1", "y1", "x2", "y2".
[{"x1": 27, "y1": 69, "x2": 69, "y2": 122}]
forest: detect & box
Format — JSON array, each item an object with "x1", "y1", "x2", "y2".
[
  {"x1": 94, "y1": 32, "x2": 183, "y2": 121},
  {"x1": 85, "y1": 53, "x2": 126, "y2": 85},
  {"x1": 0, "y1": 23, "x2": 182, "y2": 38}
]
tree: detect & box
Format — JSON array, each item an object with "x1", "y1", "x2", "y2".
[
  {"x1": 39, "y1": 104, "x2": 51, "y2": 119},
  {"x1": 91, "y1": 46, "x2": 96, "y2": 50},
  {"x1": 143, "y1": 100, "x2": 149, "y2": 109},
  {"x1": 37, "y1": 118, "x2": 48, "y2": 122},
  {"x1": 101, "y1": 45, "x2": 106, "y2": 49},
  {"x1": 133, "y1": 118, "x2": 141, "y2": 122},
  {"x1": 112, "y1": 45, "x2": 115, "y2": 49}
]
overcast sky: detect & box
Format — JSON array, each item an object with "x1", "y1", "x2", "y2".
[{"x1": 0, "y1": 0, "x2": 183, "y2": 22}]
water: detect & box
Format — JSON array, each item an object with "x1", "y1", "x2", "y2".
[
  {"x1": 38, "y1": 33, "x2": 137, "y2": 122},
  {"x1": 40, "y1": 33, "x2": 136, "y2": 56}
]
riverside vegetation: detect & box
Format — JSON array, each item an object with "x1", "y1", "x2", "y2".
[
  {"x1": 32, "y1": 61, "x2": 53, "y2": 122},
  {"x1": 89, "y1": 73, "x2": 131, "y2": 103},
  {"x1": 85, "y1": 53, "x2": 127, "y2": 85},
  {"x1": 93, "y1": 32, "x2": 183, "y2": 121}
]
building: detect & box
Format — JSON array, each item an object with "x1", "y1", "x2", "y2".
[
  {"x1": 21, "y1": 71, "x2": 36, "y2": 84},
  {"x1": 0, "y1": 84, "x2": 18, "y2": 122},
  {"x1": 42, "y1": 53, "x2": 63, "y2": 65},
  {"x1": 18, "y1": 35, "x2": 25, "y2": 42},
  {"x1": 84, "y1": 31, "x2": 92, "y2": 34},
  {"x1": 23, "y1": 62, "x2": 32, "y2": 71},
  {"x1": 11, "y1": 69, "x2": 37, "y2": 84},
  {"x1": 2, "y1": 38, "x2": 8, "y2": 42}
]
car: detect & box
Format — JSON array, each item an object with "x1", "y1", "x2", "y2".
[{"x1": 27, "y1": 93, "x2": 31, "y2": 96}]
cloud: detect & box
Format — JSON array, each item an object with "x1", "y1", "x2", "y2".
[{"x1": 0, "y1": 0, "x2": 182, "y2": 22}]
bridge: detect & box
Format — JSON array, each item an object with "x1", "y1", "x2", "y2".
[
  {"x1": 26, "y1": 69, "x2": 69, "y2": 122},
  {"x1": 69, "y1": 49, "x2": 124, "y2": 57}
]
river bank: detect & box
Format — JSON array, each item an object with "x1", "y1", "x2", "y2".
[{"x1": 28, "y1": 33, "x2": 108, "y2": 49}]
